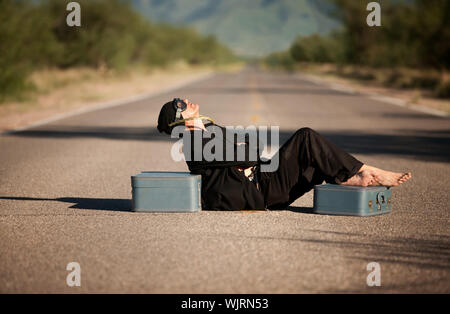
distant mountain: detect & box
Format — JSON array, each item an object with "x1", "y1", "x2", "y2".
[{"x1": 131, "y1": 0, "x2": 339, "y2": 56}]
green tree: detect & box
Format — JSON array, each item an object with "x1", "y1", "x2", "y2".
[{"x1": 0, "y1": 0, "x2": 236, "y2": 101}]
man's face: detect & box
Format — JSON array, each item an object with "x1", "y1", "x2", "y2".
[{"x1": 181, "y1": 99, "x2": 200, "y2": 119}]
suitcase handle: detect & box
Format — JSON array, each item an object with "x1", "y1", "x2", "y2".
[{"x1": 376, "y1": 191, "x2": 387, "y2": 211}]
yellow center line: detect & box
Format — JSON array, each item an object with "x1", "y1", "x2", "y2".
[{"x1": 249, "y1": 77, "x2": 265, "y2": 124}]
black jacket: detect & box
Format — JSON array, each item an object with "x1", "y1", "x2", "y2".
[
  {"x1": 183, "y1": 126, "x2": 364, "y2": 211},
  {"x1": 183, "y1": 125, "x2": 266, "y2": 211}
]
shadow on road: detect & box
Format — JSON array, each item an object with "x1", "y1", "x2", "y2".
[
  {"x1": 240, "y1": 230, "x2": 450, "y2": 273},
  {"x1": 9, "y1": 126, "x2": 450, "y2": 162},
  {"x1": 286, "y1": 206, "x2": 316, "y2": 214},
  {"x1": 0, "y1": 196, "x2": 314, "y2": 214},
  {"x1": 8, "y1": 126, "x2": 171, "y2": 142},
  {"x1": 0, "y1": 196, "x2": 132, "y2": 212},
  {"x1": 380, "y1": 112, "x2": 449, "y2": 120},
  {"x1": 318, "y1": 129, "x2": 450, "y2": 163}
]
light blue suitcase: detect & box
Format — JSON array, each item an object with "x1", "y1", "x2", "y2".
[
  {"x1": 313, "y1": 184, "x2": 392, "y2": 216},
  {"x1": 131, "y1": 172, "x2": 202, "y2": 212}
]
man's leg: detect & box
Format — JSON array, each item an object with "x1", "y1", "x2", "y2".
[{"x1": 259, "y1": 128, "x2": 363, "y2": 209}]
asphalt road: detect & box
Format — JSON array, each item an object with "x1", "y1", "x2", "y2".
[{"x1": 1, "y1": 67, "x2": 449, "y2": 293}]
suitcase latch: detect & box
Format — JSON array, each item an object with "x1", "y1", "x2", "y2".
[{"x1": 376, "y1": 192, "x2": 387, "y2": 211}]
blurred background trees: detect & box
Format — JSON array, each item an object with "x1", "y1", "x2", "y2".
[
  {"x1": 266, "y1": 0, "x2": 450, "y2": 98},
  {"x1": 285, "y1": 0, "x2": 450, "y2": 69},
  {"x1": 0, "y1": 0, "x2": 236, "y2": 101},
  {"x1": 2, "y1": 0, "x2": 449, "y2": 101}
]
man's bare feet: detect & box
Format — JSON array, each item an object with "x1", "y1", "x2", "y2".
[
  {"x1": 340, "y1": 165, "x2": 412, "y2": 187},
  {"x1": 340, "y1": 169, "x2": 375, "y2": 187},
  {"x1": 363, "y1": 165, "x2": 412, "y2": 187}
]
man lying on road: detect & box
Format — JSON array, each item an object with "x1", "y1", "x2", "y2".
[{"x1": 157, "y1": 98, "x2": 412, "y2": 211}]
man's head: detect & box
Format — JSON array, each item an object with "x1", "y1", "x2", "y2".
[{"x1": 157, "y1": 98, "x2": 199, "y2": 134}]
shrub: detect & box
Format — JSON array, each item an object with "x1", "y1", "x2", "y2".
[
  {"x1": 0, "y1": 0, "x2": 235, "y2": 101},
  {"x1": 435, "y1": 81, "x2": 450, "y2": 99}
]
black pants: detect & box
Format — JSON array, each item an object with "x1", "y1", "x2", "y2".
[{"x1": 259, "y1": 128, "x2": 363, "y2": 209}]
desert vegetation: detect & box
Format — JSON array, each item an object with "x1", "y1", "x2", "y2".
[
  {"x1": 264, "y1": 0, "x2": 450, "y2": 99},
  {"x1": 0, "y1": 0, "x2": 236, "y2": 102}
]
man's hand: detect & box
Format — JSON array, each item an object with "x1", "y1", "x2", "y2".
[{"x1": 237, "y1": 167, "x2": 253, "y2": 178}]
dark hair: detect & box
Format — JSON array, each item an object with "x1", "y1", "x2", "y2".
[{"x1": 157, "y1": 101, "x2": 177, "y2": 135}]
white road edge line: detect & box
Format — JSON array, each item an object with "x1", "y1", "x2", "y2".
[
  {"x1": 297, "y1": 73, "x2": 449, "y2": 118},
  {"x1": 1, "y1": 72, "x2": 215, "y2": 136}
]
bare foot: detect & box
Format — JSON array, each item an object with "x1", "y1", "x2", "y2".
[
  {"x1": 340, "y1": 169, "x2": 375, "y2": 187},
  {"x1": 362, "y1": 165, "x2": 412, "y2": 187},
  {"x1": 340, "y1": 165, "x2": 412, "y2": 187}
]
